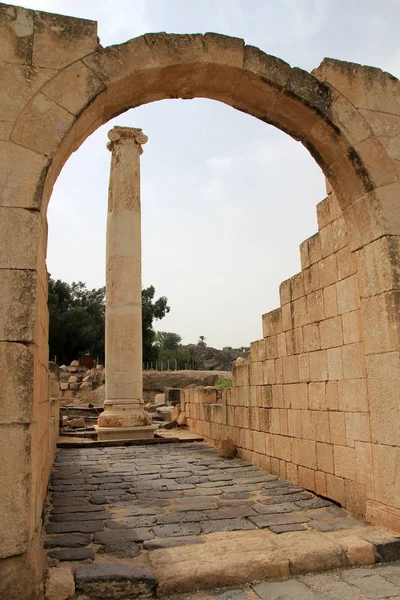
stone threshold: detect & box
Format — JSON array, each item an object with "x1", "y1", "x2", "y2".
[{"x1": 53, "y1": 529, "x2": 400, "y2": 598}]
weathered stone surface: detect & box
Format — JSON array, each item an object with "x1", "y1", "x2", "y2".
[
  {"x1": 201, "y1": 518, "x2": 255, "y2": 534},
  {"x1": 45, "y1": 566, "x2": 75, "y2": 600},
  {"x1": 47, "y1": 547, "x2": 94, "y2": 561},
  {"x1": 252, "y1": 579, "x2": 317, "y2": 600},
  {"x1": 152, "y1": 523, "x2": 202, "y2": 537},
  {"x1": 248, "y1": 513, "x2": 310, "y2": 529},
  {"x1": 44, "y1": 534, "x2": 91, "y2": 548},
  {"x1": 94, "y1": 528, "x2": 154, "y2": 544},
  {"x1": 143, "y1": 536, "x2": 205, "y2": 550},
  {"x1": 46, "y1": 521, "x2": 105, "y2": 534},
  {"x1": 74, "y1": 564, "x2": 156, "y2": 597}
]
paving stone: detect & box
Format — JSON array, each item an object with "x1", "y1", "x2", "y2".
[
  {"x1": 303, "y1": 506, "x2": 348, "y2": 520},
  {"x1": 375, "y1": 563, "x2": 400, "y2": 586},
  {"x1": 295, "y1": 497, "x2": 333, "y2": 510},
  {"x1": 184, "y1": 487, "x2": 223, "y2": 496},
  {"x1": 252, "y1": 579, "x2": 317, "y2": 599},
  {"x1": 262, "y1": 486, "x2": 306, "y2": 496},
  {"x1": 217, "y1": 500, "x2": 255, "y2": 508},
  {"x1": 214, "y1": 587, "x2": 254, "y2": 599},
  {"x1": 201, "y1": 518, "x2": 255, "y2": 534},
  {"x1": 340, "y1": 570, "x2": 400, "y2": 599},
  {"x1": 50, "y1": 510, "x2": 110, "y2": 522},
  {"x1": 89, "y1": 492, "x2": 109, "y2": 504},
  {"x1": 98, "y1": 540, "x2": 141, "y2": 558},
  {"x1": 44, "y1": 533, "x2": 91, "y2": 549},
  {"x1": 104, "y1": 515, "x2": 156, "y2": 528},
  {"x1": 300, "y1": 572, "x2": 362, "y2": 600},
  {"x1": 143, "y1": 536, "x2": 205, "y2": 551},
  {"x1": 95, "y1": 527, "x2": 154, "y2": 544},
  {"x1": 248, "y1": 513, "x2": 310, "y2": 529},
  {"x1": 166, "y1": 482, "x2": 197, "y2": 491},
  {"x1": 198, "y1": 481, "x2": 233, "y2": 488},
  {"x1": 160, "y1": 471, "x2": 193, "y2": 479},
  {"x1": 253, "y1": 502, "x2": 299, "y2": 515},
  {"x1": 269, "y1": 523, "x2": 308, "y2": 534},
  {"x1": 156, "y1": 510, "x2": 209, "y2": 525},
  {"x1": 74, "y1": 564, "x2": 157, "y2": 597},
  {"x1": 47, "y1": 547, "x2": 94, "y2": 561},
  {"x1": 308, "y1": 518, "x2": 363, "y2": 532},
  {"x1": 46, "y1": 521, "x2": 105, "y2": 534},
  {"x1": 52, "y1": 503, "x2": 107, "y2": 514},
  {"x1": 220, "y1": 492, "x2": 253, "y2": 500},
  {"x1": 152, "y1": 523, "x2": 202, "y2": 537},
  {"x1": 259, "y1": 493, "x2": 312, "y2": 505},
  {"x1": 205, "y1": 507, "x2": 256, "y2": 520},
  {"x1": 52, "y1": 491, "x2": 89, "y2": 499},
  {"x1": 219, "y1": 484, "x2": 261, "y2": 494},
  {"x1": 136, "y1": 491, "x2": 182, "y2": 500},
  {"x1": 175, "y1": 502, "x2": 217, "y2": 512},
  {"x1": 122, "y1": 473, "x2": 160, "y2": 481},
  {"x1": 176, "y1": 476, "x2": 210, "y2": 484}
]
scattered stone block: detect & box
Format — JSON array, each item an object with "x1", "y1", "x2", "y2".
[
  {"x1": 177, "y1": 411, "x2": 187, "y2": 426},
  {"x1": 60, "y1": 383, "x2": 69, "y2": 391},
  {"x1": 66, "y1": 418, "x2": 86, "y2": 428},
  {"x1": 219, "y1": 439, "x2": 237, "y2": 458},
  {"x1": 45, "y1": 566, "x2": 75, "y2": 600}
]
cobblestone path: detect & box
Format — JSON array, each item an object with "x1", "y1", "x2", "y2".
[{"x1": 167, "y1": 563, "x2": 400, "y2": 599}]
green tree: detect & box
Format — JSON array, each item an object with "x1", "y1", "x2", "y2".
[
  {"x1": 142, "y1": 286, "x2": 170, "y2": 363},
  {"x1": 197, "y1": 335, "x2": 207, "y2": 347},
  {"x1": 48, "y1": 277, "x2": 169, "y2": 365},
  {"x1": 48, "y1": 276, "x2": 105, "y2": 365}
]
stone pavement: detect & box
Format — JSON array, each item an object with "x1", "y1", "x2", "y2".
[
  {"x1": 45, "y1": 442, "x2": 400, "y2": 596},
  {"x1": 166, "y1": 563, "x2": 400, "y2": 600}
]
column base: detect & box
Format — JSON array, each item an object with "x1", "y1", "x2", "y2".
[{"x1": 95, "y1": 424, "x2": 158, "y2": 442}]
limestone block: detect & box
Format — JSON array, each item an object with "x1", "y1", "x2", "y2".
[
  {"x1": 327, "y1": 347, "x2": 343, "y2": 381},
  {"x1": 306, "y1": 290, "x2": 324, "y2": 323},
  {"x1": 308, "y1": 233, "x2": 322, "y2": 264},
  {"x1": 0, "y1": 207, "x2": 40, "y2": 269},
  {"x1": 320, "y1": 224, "x2": 334, "y2": 258},
  {"x1": 292, "y1": 438, "x2": 317, "y2": 470},
  {"x1": 252, "y1": 430, "x2": 266, "y2": 455},
  {"x1": 281, "y1": 303, "x2": 291, "y2": 332},
  {"x1": 282, "y1": 355, "x2": 298, "y2": 384},
  {"x1": 11, "y1": 92, "x2": 76, "y2": 156},
  {"x1": 338, "y1": 378, "x2": 368, "y2": 412},
  {"x1": 362, "y1": 291, "x2": 400, "y2": 354},
  {"x1": 288, "y1": 409, "x2": 302, "y2": 438},
  {"x1": 285, "y1": 328, "x2": 303, "y2": 355},
  {"x1": 299, "y1": 240, "x2": 310, "y2": 270},
  {"x1": 309, "y1": 350, "x2": 328, "y2": 382},
  {"x1": 273, "y1": 434, "x2": 291, "y2": 462},
  {"x1": 45, "y1": 566, "x2": 75, "y2": 600},
  {"x1": 357, "y1": 236, "x2": 400, "y2": 299},
  {"x1": 265, "y1": 335, "x2": 278, "y2": 360},
  {"x1": 292, "y1": 297, "x2": 307, "y2": 329},
  {"x1": 262, "y1": 359, "x2": 275, "y2": 385},
  {"x1": 0, "y1": 270, "x2": 36, "y2": 342},
  {"x1": 323, "y1": 284, "x2": 338, "y2": 318},
  {"x1": 332, "y1": 217, "x2": 347, "y2": 252},
  {"x1": 298, "y1": 466, "x2": 315, "y2": 491},
  {"x1": 276, "y1": 333, "x2": 286, "y2": 358},
  {"x1": 303, "y1": 323, "x2": 320, "y2": 352},
  {"x1": 68, "y1": 375, "x2": 78, "y2": 383},
  {"x1": 345, "y1": 413, "x2": 371, "y2": 448},
  {"x1": 79, "y1": 382, "x2": 91, "y2": 390},
  {"x1": 337, "y1": 246, "x2": 357, "y2": 280},
  {"x1": 317, "y1": 442, "x2": 334, "y2": 474},
  {"x1": 0, "y1": 424, "x2": 30, "y2": 558},
  {"x1": 274, "y1": 358, "x2": 283, "y2": 383},
  {"x1": 67, "y1": 365, "x2": 78, "y2": 372},
  {"x1": 366, "y1": 351, "x2": 400, "y2": 446},
  {"x1": 319, "y1": 254, "x2": 338, "y2": 288},
  {"x1": 342, "y1": 310, "x2": 362, "y2": 345},
  {"x1": 315, "y1": 470, "x2": 327, "y2": 496},
  {"x1": 290, "y1": 272, "x2": 304, "y2": 300},
  {"x1": 337, "y1": 275, "x2": 360, "y2": 315},
  {"x1": 354, "y1": 136, "x2": 398, "y2": 190},
  {"x1": 43, "y1": 60, "x2": 105, "y2": 116},
  {"x1": 308, "y1": 382, "x2": 326, "y2": 410},
  {"x1": 0, "y1": 342, "x2": 34, "y2": 423},
  {"x1": 334, "y1": 445, "x2": 356, "y2": 481},
  {"x1": 329, "y1": 411, "x2": 346, "y2": 446},
  {"x1": 32, "y1": 10, "x2": 98, "y2": 69},
  {"x1": 342, "y1": 343, "x2": 366, "y2": 379},
  {"x1": 326, "y1": 473, "x2": 345, "y2": 506},
  {"x1": 279, "y1": 278, "x2": 292, "y2": 306},
  {"x1": 317, "y1": 195, "x2": 333, "y2": 229},
  {"x1": 298, "y1": 353, "x2": 310, "y2": 382},
  {"x1": 68, "y1": 383, "x2": 79, "y2": 390},
  {"x1": 352, "y1": 183, "x2": 400, "y2": 253},
  {"x1": 326, "y1": 381, "x2": 339, "y2": 410},
  {"x1": 319, "y1": 316, "x2": 343, "y2": 349},
  {"x1": 303, "y1": 263, "x2": 320, "y2": 295}
]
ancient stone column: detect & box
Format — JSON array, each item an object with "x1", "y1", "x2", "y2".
[{"x1": 96, "y1": 126, "x2": 156, "y2": 441}]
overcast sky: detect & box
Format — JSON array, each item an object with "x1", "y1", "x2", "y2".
[{"x1": 18, "y1": 0, "x2": 400, "y2": 349}]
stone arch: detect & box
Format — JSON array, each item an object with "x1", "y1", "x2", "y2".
[{"x1": 1, "y1": 6, "x2": 400, "y2": 597}]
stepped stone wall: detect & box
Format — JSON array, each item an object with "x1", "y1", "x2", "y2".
[{"x1": 184, "y1": 187, "x2": 399, "y2": 532}]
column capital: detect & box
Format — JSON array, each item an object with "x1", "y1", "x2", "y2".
[{"x1": 107, "y1": 126, "x2": 148, "y2": 153}]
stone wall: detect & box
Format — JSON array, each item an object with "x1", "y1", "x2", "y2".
[{"x1": 184, "y1": 188, "x2": 399, "y2": 533}]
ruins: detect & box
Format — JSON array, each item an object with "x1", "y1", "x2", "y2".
[{"x1": 1, "y1": 2, "x2": 400, "y2": 598}]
